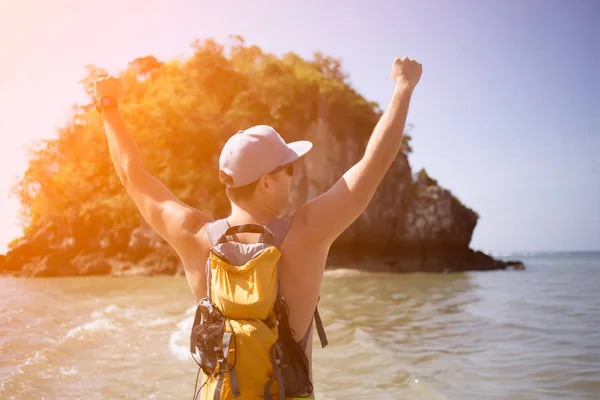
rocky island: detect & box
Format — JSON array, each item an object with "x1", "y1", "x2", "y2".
[{"x1": 0, "y1": 38, "x2": 524, "y2": 277}]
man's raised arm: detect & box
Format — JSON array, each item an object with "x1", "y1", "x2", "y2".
[
  {"x1": 94, "y1": 76, "x2": 210, "y2": 259},
  {"x1": 296, "y1": 57, "x2": 422, "y2": 246}
]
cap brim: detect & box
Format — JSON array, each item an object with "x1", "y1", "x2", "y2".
[{"x1": 281, "y1": 141, "x2": 313, "y2": 166}]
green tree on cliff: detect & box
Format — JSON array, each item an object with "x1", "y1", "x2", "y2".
[{"x1": 11, "y1": 37, "x2": 407, "y2": 249}]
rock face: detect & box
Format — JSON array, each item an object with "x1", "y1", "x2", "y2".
[
  {"x1": 291, "y1": 120, "x2": 477, "y2": 247},
  {"x1": 288, "y1": 119, "x2": 522, "y2": 273},
  {"x1": 0, "y1": 221, "x2": 184, "y2": 278},
  {"x1": 0, "y1": 120, "x2": 523, "y2": 277}
]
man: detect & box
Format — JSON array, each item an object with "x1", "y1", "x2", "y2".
[{"x1": 94, "y1": 56, "x2": 421, "y2": 396}]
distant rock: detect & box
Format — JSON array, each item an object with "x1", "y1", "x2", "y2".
[
  {"x1": 22, "y1": 252, "x2": 77, "y2": 277},
  {"x1": 72, "y1": 254, "x2": 112, "y2": 276}
]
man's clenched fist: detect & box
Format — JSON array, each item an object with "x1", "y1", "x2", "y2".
[
  {"x1": 94, "y1": 76, "x2": 124, "y2": 101},
  {"x1": 391, "y1": 57, "x2": 422, "y2": 89}
]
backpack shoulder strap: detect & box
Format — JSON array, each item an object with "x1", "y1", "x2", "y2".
[
  {"x1": 204, "y1": 219, "x2": 229, "y2": 301},
  {"x1": 299, "y1": 299, "x2": 329, "y2": 351},
  {"x1": 313, "y1": 305, "x2": 328, "y2": 348},
  {"x1": 265, "y1": 217, "x2": 293, "y2": 247},
  {"x1": 265, "y1": 217, "x2": 292, "y2": 300},
  {"x1": 206, "y1": 218, "x2": 230, "y2": 248}
]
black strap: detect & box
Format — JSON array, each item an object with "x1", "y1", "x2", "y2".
[
  {"x1": 208, "y1": 218, "x2": 292, "y2": 247},
  {"x1": 314, "y1": 306, "x2": 328, "y2": 348},
  {"x1": 213, "y1": 371, "x2": 225, "y2": 400},
  {"x1": 217, "y1": 224, "x2": 275, "y2": 245},
  {"x1": 298, "y1": 306, "x2": 328, "y2": 351},
  {"x1": 223, "y1": 224, "x2": 270, "y2": 236}
]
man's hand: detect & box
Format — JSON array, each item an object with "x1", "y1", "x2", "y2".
[
  {"x1": 391, "y1": 57, "x2": 422, "y2": 89},
  {"x1": 94, "y1": 76, "x2": 125, "y2": 101}
]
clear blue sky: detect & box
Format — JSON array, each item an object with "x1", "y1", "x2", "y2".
[{"x1": 0, "y1": 0, "x2": 598, "y2": 252}]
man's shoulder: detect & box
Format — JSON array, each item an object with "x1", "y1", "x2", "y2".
[
  {"x1": 174, "y1": 219, "x2": 212, "y2": 267},
  {"x1": 285, "y1": 209, "x2": 330, "y2": 250}
]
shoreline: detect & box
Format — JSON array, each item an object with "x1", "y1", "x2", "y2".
[{"x1": 0, "y1": 244, "x2": 525, "y2": 278}]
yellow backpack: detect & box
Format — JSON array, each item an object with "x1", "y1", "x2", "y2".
[{"x1": 190, "y1": 218, "x2": 328, "y2": 400}]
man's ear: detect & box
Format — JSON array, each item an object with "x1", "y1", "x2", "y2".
[{"x1": 257, "y1": 175, "x2": 270, "y2": 194}]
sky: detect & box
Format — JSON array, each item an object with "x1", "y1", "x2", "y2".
[{"x1": 0, "y1": 0, "x2": 598, "y2": 253}]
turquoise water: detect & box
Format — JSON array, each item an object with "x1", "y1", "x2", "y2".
[{"x1": 1, "y1": 252, "x2": 599, "y2": 399}]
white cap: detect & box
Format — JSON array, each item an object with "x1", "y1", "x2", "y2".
[{"x1": 219, "y1": 125, "x2": 312, "y2": 188}]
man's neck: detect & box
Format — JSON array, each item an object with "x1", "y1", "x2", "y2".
[{"x1": 228, "y1": 201, "x2": 280, "y2": 226}]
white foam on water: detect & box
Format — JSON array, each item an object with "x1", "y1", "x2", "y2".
[
  {"x1": 59, "y1": 367, "x2": 78, "y2": 376},
  {"x1": 19, "y1": 350, "x2": 46, "y2": 372},
  {"x1": 323, "y1": 268, "x2": 365, "y2": 277},
  {"x1": 168, "y1": 306, "x2": 196, "y2": 361},
  {"x1": 91, "y1": 304, "x2": 119, "y2": 319},
  {"x1": 137, "y1": 317, "x2": 174, "y2": 328},
  {"x1": 93, "y1": 304, "x2": 140, "y2": 319},
  {"x1": 94, "y1": 303, "x2": 173, "y2": 328},
  {"x1": 64, "y1": 317, "x2": 115, "y2": 340},
  {"x1": 64, "y1": 304, "x2": 121, "y2": 341}
]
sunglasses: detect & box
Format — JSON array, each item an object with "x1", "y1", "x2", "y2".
[{"x1": 272, "y1": 163, "x2": 295, "y2": 177}]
